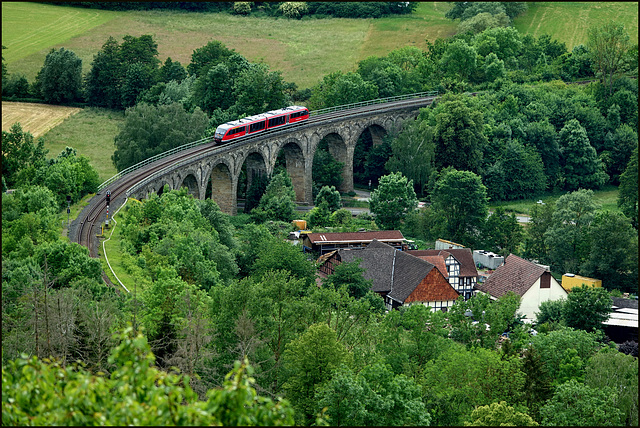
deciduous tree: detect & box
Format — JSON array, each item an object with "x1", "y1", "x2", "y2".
[
  {"x1": 581, "y1": 210, "x2": 638, "y2": 292},
  {"x1": 465, "y1": 401, "x2": 538, "y2": 426},
  {"x1": 283, "y1": 323, "x2": 351, "y2": 425},
  {"x1": 562, "y1": 284, "x2": 612, "y2": 333},
  {"x1": 544, "y1": 189, "x2": 597, "y2": 274},
  {"x1": 431, "y1": 169, "x2": 488, "y2": 247},
  {"x1": 617, "y1": 145, "x2": 638, "y2": 228},
  {"x1": 558, "y1": 119, "x2": 608, "y2": 190},
  {"x1": 587, "y1": 22, "x2": 631, "y2": 99},
  {"x1": 254, "y1": 170, "x2": 297, "y2": 223},
  {"x1": 482, "y1": 207, "x2": 523, "y2": 257},
  {"x1": 36, "y1": 48, "x2": 83, "y2": 104},
  {"x1": 540, "y1": 379, "x2": 623, "y2": 426},
  {"x1": 112, "y1": 102, "x2": 209, "y2": 171},
  {"x1": 369, "y1": 172, "x2": 418, "y2": 230},
  {"x1": 1, "y1": 123, "x2": 48, "y2": 189},
  {"x1": 2, "y1": 326, "x2": 295, "y2": 426},
  {"x1": 314, "y1": 185, "x2": 341, "y2": 213},
  {"x1": 386, "y1": 119, "x2": 435, "y2": 196},
  {"x1": 585, "y1": 348, "x2": 639, "y2": 426}
]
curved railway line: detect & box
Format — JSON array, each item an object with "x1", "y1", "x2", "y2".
[{"x1": 71, "y1": 94, "x2": 440, "y2": 260}]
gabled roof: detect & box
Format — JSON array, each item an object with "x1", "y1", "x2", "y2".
[
  {"x1": 387, "y1": 251, "x2": 437, "y2": 303},
  {"x1": 335, "y1": 240, "x2": 458, "y2": 303},
  {"x1": 408, "y1": 249, "x2": 451, "y2": 259},
  {"x1": 404, "y1": 268, "x2": 460, "y2": 303},
  {"x1": 306, "y1": 230, "x2": 405, "y2": 244},
  {"x1": 475, "y1": 254, "x2": 547, "y2": 298},
  {"x1": 447, "y1": 248, "x2": 479, "y2": 277},
  {"x1": 412, "y1": 255, "x2": 448, "y2": 278},
  {"x1": 407, "y1": 248, "x2": 478, "y2": 278}
]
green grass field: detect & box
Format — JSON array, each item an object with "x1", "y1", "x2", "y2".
[
  {"x1": 513, "y1": 2, "x2": 638, "y2": 50},
  {"x1": 43, "y1": 108, "x2": 124, "y2": 183},
  {"x1": 1, "y1": 2, "x2": 119, "y2": 63},
  {"x1": 489, "y1": 185, "x2": 621, "y2": 216},
  {"x1": 5, "y1": 2, "x2": 636, "y2": 89},
  {"x1": 3, "y1": 2, "x2": 633, "y2": 193}
]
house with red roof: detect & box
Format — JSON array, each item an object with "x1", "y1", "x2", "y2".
[
  {"x1": 475, "y1": 254, "x2": 567, "y2": 321},
  {"x1": 318, "y1": 240, "x2": 460, "y2": 312},
  {"x1": 302, "y1": 230, "x2": 408, "y2": 255},
  {"x1": 407, "y1": 248, "x2": 478, "y2": 300}
]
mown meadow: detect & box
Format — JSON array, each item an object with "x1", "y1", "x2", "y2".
[
  {"x1": 4, "y1": 2, "x2": 637, "y2": 89},
  {"x1": 2, "y1": 1, "x2": 637, "y2": 196}
]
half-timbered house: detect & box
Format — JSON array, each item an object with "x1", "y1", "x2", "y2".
[
  {"x1": 319, "y1": 240, "x2": 460, "y2": 311},
  {"x1": 407, "y1": 248, "x2": 479, "y2": 300}
]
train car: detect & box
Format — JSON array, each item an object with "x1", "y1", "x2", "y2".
[{"x1": 213, "y1": 106, "x2": 309, "y2": 144}]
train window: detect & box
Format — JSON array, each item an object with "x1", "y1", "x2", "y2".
[
  {"x1": 268, "y1": 116, "x2": 286, "y2": 127},
  {"x1": 229, "y1": 126, "x2": 245, "y2": 136},
  {"x1": 249, "y1": 120, "x2": 266, "y2": 133}
]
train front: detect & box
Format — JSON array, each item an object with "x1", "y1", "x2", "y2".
[{"x1": 213, "y1": 124, "x2": 229, "y2": 144}]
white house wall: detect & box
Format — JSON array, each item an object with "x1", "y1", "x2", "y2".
[{"x1": 519, "y1": 277, "x2": 567, "y2": 320}]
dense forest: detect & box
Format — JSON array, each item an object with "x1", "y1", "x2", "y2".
[{"x1": 2, "y1": 3, "x2": 638, "y2": 426}]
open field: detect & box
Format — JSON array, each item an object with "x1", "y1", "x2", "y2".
[
  {"x1": 40, "y1": 107, "x2": 124, "y2": 183},
  {"x1": 2, "y1": 101, "x2": 122, "y2": 183},
  {"x1": 1, "y1": 101, "x2": 82, "y2": 138},
  {"x1": 513, "y1": 2, "x2": 638, "y2": 50},
  {"x1": 2, "y1": 2, "x2": 456, "y2": 89},
  {"x1": 489, "y1": 185, "x2": 621, "y2": 216},
  {"x1": 6, "y1": 2, "x2": 635, "y2": 90},
  {"x1": 1, "y1": 2, "x2": 118, "y2": 63}
]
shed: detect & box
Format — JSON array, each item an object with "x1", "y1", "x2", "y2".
[{"x1": 562, "y1": 274, "x2": 602, "y2": 292}]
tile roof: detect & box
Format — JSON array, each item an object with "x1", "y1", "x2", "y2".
[
  {"x1": 412, "y1": 255, "x2": 449, "y2": 278},
  {"x1": 407, "y1": 249, "x2": 451, "y2": 259},
  {"x1": 306, "y1": 230, "x2": 405, "y2": 244},
  {"x1": 476, "y1": 254, "x2": 546, "y2": 298},
  {"x1": 404, "y1": 268, "x2": 460, "y2": 303},
  {"x1": 407, "y1": 248, "x2": 478, "y2": 278},
  {"x1": 336, "y1": 240, "x2": 458, "y2": 303},
  {"x1": 447, "y1": 248, "x2": 479, "y2": 277}
]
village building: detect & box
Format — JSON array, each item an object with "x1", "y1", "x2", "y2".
[
  {"x1": 604, "y1": 297, "x2": 638, "y2": 344},
  {"x1": 318, "y1": 240, "x2": 460, "y2": 312},
  {"x1": 406, "y1": 248, "x2": 479, "y2": 300},
  {"x1": 302, "y1": 230, "x2": 408, "y2": 255},
  {"x1": 475, "y1": 254, "x2": 568, "y2": 321}
]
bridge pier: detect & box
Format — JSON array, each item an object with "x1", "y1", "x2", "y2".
[{"x1": 210, "y1": 163, "x2": 236, "y2": 215}]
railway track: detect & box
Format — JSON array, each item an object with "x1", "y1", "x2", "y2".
[{"x1": 71, "y1": 94, "x2": 439, "y2": 259}]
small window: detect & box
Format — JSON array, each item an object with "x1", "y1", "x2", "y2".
[{"x1": 540, "y1": 273, "x2": 551, "y2": 289}]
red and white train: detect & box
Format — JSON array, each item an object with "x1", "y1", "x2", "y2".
[{"x1": 213, "y1": 106, "x2": 309, "y2": 144}]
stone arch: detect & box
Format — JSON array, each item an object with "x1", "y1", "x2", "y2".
[
  {"x1": 313, "y1": 131, "x2": 352, "y2": 193},
  {"x1": 236, "y1": 150, "x2": 269, "y2": 212},
  {"x1": 209, "y1": 162, "x2": 235, "y2": 215},
  {"x1": 276, "y1": 139, "x2": 309, "y2": 203},
  {"x1": 241, "y1": 151, "x2": 268, "y2": 190},
  {"x1": 156, "y1": 181, "x2": 172, "y2": 197},
  {"x1": 179, "y1": 173, "x2": 199, "y2": 199},
  {"x1": 352, "y1": 121, "x2": 391, "y2": 188}
]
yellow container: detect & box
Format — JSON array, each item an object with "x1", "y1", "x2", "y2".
[
  {"x1": 292, "y1": 219, "x2": 307, "y2": 230},
  {"x1": 562, "y1": 273, "x2": 602, "y2": 292}
]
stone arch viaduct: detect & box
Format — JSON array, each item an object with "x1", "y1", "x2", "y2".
[{"x1": 126, "y1": 96, "x2": 437, "y2": 215}]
